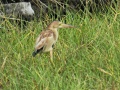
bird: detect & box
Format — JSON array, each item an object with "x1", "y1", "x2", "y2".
[{"x1": 32, "y1": 21, "x2": 74, "y2": 61}]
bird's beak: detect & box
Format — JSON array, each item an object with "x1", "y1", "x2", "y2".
[{"x1": 60, "y1": 23, "x2": 74, "y2": 28}]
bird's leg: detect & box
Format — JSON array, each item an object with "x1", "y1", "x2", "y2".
[
  {"x1": 50, "y1": 50, "x2": 53, "y2": 60},
  {"x1": 50, "y1": 50, "x2": 55, "y2": 67}
]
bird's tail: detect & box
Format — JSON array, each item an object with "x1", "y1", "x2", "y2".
[
  {"x1": 32, "y1": 47, "x2": 43, "y2": 57},
  {"x1": 32, "y1": 51, "x2": 38, "y2": 57}
]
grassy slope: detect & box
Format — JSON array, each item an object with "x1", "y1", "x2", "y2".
[{"x1": 0, "y1": 7, "x2": 120, "y2": 90}]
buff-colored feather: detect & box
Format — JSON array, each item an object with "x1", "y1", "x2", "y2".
[{"x1": 32, "y1": 21, "x2": 74, "y2": 60}]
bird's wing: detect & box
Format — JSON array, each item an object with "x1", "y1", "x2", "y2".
[{"x1": 35, "y1": 30, "x2": 54, "y2": 50}]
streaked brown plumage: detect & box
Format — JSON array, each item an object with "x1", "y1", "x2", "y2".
[{"x1": 32, "y1": 21, "x2": 74, "y2": 60}]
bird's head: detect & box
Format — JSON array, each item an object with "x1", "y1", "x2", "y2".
[{"x1": 47, "y1": 21, "x2": 74, "y2": 30}]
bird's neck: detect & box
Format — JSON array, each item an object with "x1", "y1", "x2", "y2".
[
  {"x1": 48, "y1": 27, "x2": 59, "y2": 41},
  {"x1": 50, "y1": 28, "x2": 57, "y2": 31}
]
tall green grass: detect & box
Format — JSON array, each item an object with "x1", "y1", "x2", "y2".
[{"x1": 0, "y1": 2, "x2": 120, "y2": 90}]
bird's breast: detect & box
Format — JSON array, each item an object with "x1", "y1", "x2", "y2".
[
  {"x1": 53, "y1": 29, "x2": 58, "y2": 42},
  {"x1": 43, "y1": 33, "x2": 58, "y2": 52}
]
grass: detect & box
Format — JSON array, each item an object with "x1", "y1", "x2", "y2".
[{"x1": 0, "y1": 3, "x2": 120, "y2": 90}]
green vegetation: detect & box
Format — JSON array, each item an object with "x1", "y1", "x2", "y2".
[{"x1": 0, "y1": 2, "x2": 120, "y2": 90}]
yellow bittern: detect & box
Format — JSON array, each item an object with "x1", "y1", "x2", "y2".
[{"x1": 32, "y1": 21, "x2": 74, "y2": 60}]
